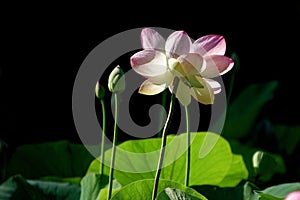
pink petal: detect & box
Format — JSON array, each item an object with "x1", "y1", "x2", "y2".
[
  {"x1": 141, "y1": 28, "x2": 165, "y2": 51},
  {"x1": 130, "y1": 50, "x2": 167, "y2": 78},
  {"x1": 200, "y1": 55, "x2": 234, "y2": 78},
  {"x1": 165, "y1": 31, "x2": 192, "y2": 58},
  {"x1": 138, "y1": 79, "x2": 166, "y2": 95},
  {"x1": 177, "y1": 53, "x2": 205, "y2": 75},
  {"x1": 190, "y1": 78, "x2": 215, "y2": 104},
  {"x1": 204, "y1": 78, "x2": 221, "y2": 94},
  {"x1": 285, "y1": 191, "x2": 300, "y2": 200},
  {"x1": 193, "y1": 35, "x2": 226, "y2": 56}
]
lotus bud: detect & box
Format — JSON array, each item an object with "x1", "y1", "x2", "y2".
[
  {"x1": 95, "y1": 81, "x2": 105, "y2": 99},
  {"x1": 108, "y1": 65, "x2": 125, "y2": 93}
]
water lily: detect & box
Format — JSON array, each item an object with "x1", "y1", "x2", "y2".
[{"x1": 130, "y1": 28, "x2": 234, "y2": 106}]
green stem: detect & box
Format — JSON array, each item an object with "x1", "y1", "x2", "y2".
[
  {"x1": 151, "y1": 93, "x2": 176, "y2": 200},
  {"x1": 100, "y1": 99, "x2": 106, "y2": 175},
  {"x1": 184, "y1": 105, "x2": 190, "y2": 186},
  {"x1": 158, "y1": 90, "x2": 168, "y2": 138},
  {"x1": 107, "y1": 93, "x2": 119, "y2": 200}
]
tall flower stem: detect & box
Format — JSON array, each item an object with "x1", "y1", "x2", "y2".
[
  {"x1": 107, "y1": 93, "x2": 119, "y2": 200},
  {"x1": 158, "y1": 90, "x2": 168, "y2": 138},
  {"x1": 184, "y1": 105, "x2": 190, "y2": 186},
  {"x1": 100, "y1": 99, "x2": 106, "y2": 175},
  {"x1": 152, "y1": 93, "x2": 176, "y2": 200}
]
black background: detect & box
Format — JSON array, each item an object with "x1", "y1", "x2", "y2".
[{"x1": 1, "y1": 2, "x2": 300, "y2": 147}]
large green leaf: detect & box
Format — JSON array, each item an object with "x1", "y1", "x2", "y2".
[
  {"x1": 80, "y1": 173, "x2": 108, "y2": 200},
  {"x1": 157, "y1": 187, "x2": 204, "y2": 200},
  {"x1": 27, "y1": 179, "x2": 81, "y2": 200},
  {"x1": 258, "y1": 182, "x2": 300, "y2": 199},
  {"x1": 88, "y1": 132, "x2": 248, "y2": 187},
  {"x1": 222, "y1": 81, "x2": 278, "y2": 138},
  {"x1": 218, "y1": 154, "x2": 248, "y2": 187},
  {"x1": 79, "y1": 173, "x2": 121, "y2": 200},
  {"x1": 0, "y1": 175, "x2": 45, "y2": 200},
  {"x1": 259, "y1": 194, "x2": 281, "y2": 200},
  {"x1": 38, "y1": 176, "x2": 82, "y2": 185},
  {"x1": 0, "y1": 174, "x2": 81, "y2": 200},
  {"x1": 6, "y1": 140, "x2": 94, "y2": 179},
  {"x1": 111, "y1": 179, "x2": 207, "y2": 200},
  {"x1": 194, "y1": 181, "x2": 300, "y2": 200}
]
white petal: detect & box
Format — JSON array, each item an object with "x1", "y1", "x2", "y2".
[
  {"x1": 175, "y1": 80, "x2": 191, "y2": 106},
  {"x1": 177, "y1": 53, "x2": 205, "y2": 75},
  {"x1": 130, "y1": 50, "x2": 167, "y2": 78},
  {"x1": 139, "y1": 79, "x2": 166, "y2": 95},
  {"x1": 148, "y1": 70, "x2": 174, "y2": 86},
  {"x1": 203, "y1": 78, "x2": 221, "y2": 94},
  {"x1": 141, "y1": 28, "x2": 165, "y2": 51},
  {"x1": 190, "y1": 78, "x2": 215, "y2": 104},
  {"x1": 168, "y1": 58, "x2": 184, "y2": 78},
  {"x1": 165, "y1": 31, "x2": 192, "y2": 58}
]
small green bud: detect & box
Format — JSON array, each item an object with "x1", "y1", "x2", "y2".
[
  {"x1": 95, "y1": 81, "x2": 105, "y2": 99},
  {"x1": 252, "y1": 150, "x2": 278, "y2": 182},
  {"x1": 253, "y1": 151, "x2": 265, "y2": 170},
  {"x1": 108, "y1": 65, "x2": 125, "y2": 93}
]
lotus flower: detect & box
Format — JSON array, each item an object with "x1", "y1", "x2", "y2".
[
  {"x1": 130, "y1": 28, "x2": 234, "y2": 106},
  {"x1": 285, "y1": 191, "x2": 300, "y2": 200}
]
